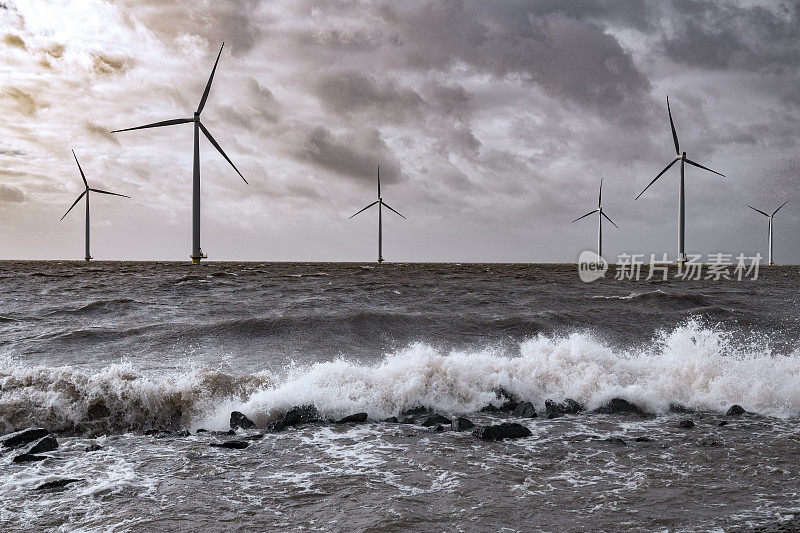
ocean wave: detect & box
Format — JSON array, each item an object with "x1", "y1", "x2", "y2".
[
  {"x1": 0, "y1": 319, "x2": 798, "y2": 435},
  {"x1": 46, "y1": 298, "x2": 137, "y2": 317},
  {"x1": 592, "y1": 290, "x2": 711, "y2": 307}
]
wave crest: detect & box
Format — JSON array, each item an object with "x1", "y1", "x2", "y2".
[{"x1": 1, "y1": 319, "x2": 798, "y2": 434}]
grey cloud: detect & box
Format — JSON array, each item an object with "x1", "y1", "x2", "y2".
[
  {"x1": 3, "y1": 33, "x2": 25, "y2": 49},
  {"x1": 662, "y1": 0, "x2": 800, "y2": 72},
  {"x1": 117, "y1": 0, "x2": 267, "y2": 55},
  {"x1": 91, "y1": 52, "x2": 133, "y2": 76},
  {"x1": 2, "y1": 87, "x2": 39, "y2": 116},
  {"x1": 382, "y1": 2, "x2": 650, "y2": 119},
  {"x1": 0, "y1": 183, "x2": 26, "y2": 203},
  {"x1": 313, "y1": 70, "x2": 424, "y2": 121},
  {"x1": 299, "y1": 1, "x2": 651, "y2": 119},
  {"x1": 83, "y1": 121, "x2": 120, "y2": 145},
  {"x1": 422, "y1": 81, "x2": 474, "y2": 119},
  {"x1": 296, "y1": 125, "x2": 400, "y2": 184}
]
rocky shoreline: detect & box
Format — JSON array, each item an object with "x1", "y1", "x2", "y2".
[{"x1": 1, "y1": 391, "x2": 755, "y2": 462}]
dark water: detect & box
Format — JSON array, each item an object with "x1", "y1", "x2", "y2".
[{"x1": 1, "y1": 261, "x2": 799, "y2": 532}]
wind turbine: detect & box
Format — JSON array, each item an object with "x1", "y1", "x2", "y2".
[
  {"x1": 635, "y1": 96, "x2": 725, "y2": 265},
  {"x1": 61, "y1": 150, "x2": 130, "y2": 262},
  {"x1": 111, "y1": 43, "x2": 246, "y2": 264},
  {"x1": 748, "y1": 201, "x2": 788, "y2": 266},
  {"x1": 349, "y1": 165, "x2": 405, "y2": 263},
  {"x1": 572, "y1": 179, "x2": 618, "y2": 262}
]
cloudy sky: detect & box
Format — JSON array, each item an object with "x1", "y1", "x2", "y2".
[{"x1": 0, "y1": 0, "x2": 798, "y2": 262}]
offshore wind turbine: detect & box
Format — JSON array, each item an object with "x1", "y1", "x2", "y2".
[
  {"x1": 349, "y1": 165, "x2": 405, "y2": 263},
  {"x1": 572, "y1": 179, "x2": 618, "y2": 261},
  {"x1": 748, "y1": 200, "x2": 788, "y2": 266},
  {"x1": 111, "y1": 43, "x2": 247, "y2": 264},
  {"x1": 635, "y1": 96, "x2": 725, "y2": 265},
  {"x1": 61, "y1": 150, "x2": 130, "y2": 262}
]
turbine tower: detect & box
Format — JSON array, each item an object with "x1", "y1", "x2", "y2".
[
  {"x1": 349, "y1": 165, "x2": 405, "y2": 263},
  {"x1": 572, "y1": 179, "x2": 619, "y2": 262},
  {"x1": 111, "y1": 43, "x2": 247, "y2": 264},
  {"x1": 748, "y1": 201, "x2": 788, "y2": 266},
  {"x1": 61, "y1": 150, "x2": 130, "y2": 262},
  {"x1": 635, "y1": 96, "x2": 725, "y2": 265}
]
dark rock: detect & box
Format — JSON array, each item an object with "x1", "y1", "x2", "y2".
[
  {"x1": 594, "y1": 398, "x2": 646, "y2": 416},
  {"x1": 512, "y1": 401, "x2": 537, "y2": 418},
  {"x1": 267, "y1": 419, "x2": 285, "y2": 432},
  {"x1": 177, "y1": 430, "x2": 190, "y2": 437},
  {"x1": 605, "y1": 437, "x2": 627, "y2": 446},
  {"x1": 27, "y1": 435, "x2": 58, "y2": 454},
  {"x1": 473, "y1": 423, "x2": 532, "y2": 441},
  {"x1": 726, "y1": 405, "x2": 746, "y2": 416},
  {"x1": 230, "y1": 411, "x2": 255, "y2": 430},
  {"x1": 35, "y1": 478, "x2": 82, "y2": 491},
  {"x1": 481, "y1": 388, "x2": 519, "y2": 412},
  {"x1": 85, "y1": 444, "x2": 102, "y2": 452},
  {"x1": 401, "y1": 406, "x2": 430, "y2": 416},
  {"x1": 545, "y1": 399, "x2": 584, "y2": 418},
  {"x1": 87, "y1": 401, "x2": 110, "y2": 420},
  {"x1": 422, "y1": 414, "x2": 452, "y2": 427},
  {"x1": 400, "y1": 417, "x2": 415, "y2": 425},
  {"x1": 13, "y1": 453, "x2": 47, "y2": 463},
  {"x1": 1, "y1": 428, "x2": 49, "y2": 449},
  {"x1": 635, "y1": 436, "x2": 651, "y2": 442},
  {"x1": 210, "y1": 440, "x2": 250, "y2": 450},
  {"x1": 195, "y1": 428, "x2": 208, "y2": 433},
  {"x1": 452, "y1": 417, "x2": 475, "y2": 431},
  {"x1": 718, "y1": 421, "x2": 728, "y2": 427},
  {"x1": 243, "y1": 434, "x2": 264, "y2": 441},
  {"x1": 677, "y1": 419, "x2": 695, "y2": 429},
  {"x1": 383, "y1": 417, "x2": 398, "y2": 423},
  {"x1": 668, "y1": 404, "x2": 694, "y2": 414},
  {"x1": 433, "y1": 425, "x2": 445, "y2": 432},
  {"x1": 282, "y1": 405, "x2": 320, "y2": 427},
  {"x1": 336, "y1": 413, "x2": 368, "y2": 424}
]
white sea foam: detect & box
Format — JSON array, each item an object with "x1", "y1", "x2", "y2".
[{"x1": 1, "y1": 318, "x2": 798, "y2": 434}]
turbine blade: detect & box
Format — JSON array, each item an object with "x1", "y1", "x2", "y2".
[
  {"x1": 199, "y1": 121, "x2": 248, "y2": 184},
  {"x1": 197, "y1": 43, "x2": 224, "y2": 114},
  {"x1": 747, "y1": 205, "x2": 770, "y2": 217},
  {"x1": 684, "y1": 158, "x2": 725, "y2": 177},
  {"x1": 111, "y1": 118, "x2": 193, "y2": 133},
  {"x1": 349, "y1": 200, "x2": 379, "y2": 219},
  {"x1": 90, "y1": 188, "x2": 131, "y2": 199},
  {"x1": 72, "y1": 150, "x2": 88, "y2": 188},
  {"x1": 667, "y1": 95, "x2": 680, "y2": 155},
  {"x1": 381, "y1": 201, "x2": 406, "y2": 219},
  {"x1": 377, "y1": 165, "x2": 381, "y2": 198},
  {"x1": 60, "y1": 190, "x2": 86, "y2": 220},
  {"x1": 772, "y1": 200, "x2": 789, "y2": 216},
  {"x1": 598, "y1": 178, "x2": 603, "y2": 208},
  {"x1": 635, "y1": 159, "x2": 678, "y2": 200},
  {"x1": 572, "y1": 209, "x2": 598, "y2": 223},
  {"x1": 601, "y1": 211, "x2": 619, "y2": 229}
]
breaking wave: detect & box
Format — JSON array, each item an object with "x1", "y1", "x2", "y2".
[{"x1": 1, "y1": 319, "x2": 798, "y2": 435}]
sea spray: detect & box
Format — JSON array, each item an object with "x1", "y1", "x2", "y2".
[{"x1": 2, "y1": 319, "x2": 798, "y2": 434}]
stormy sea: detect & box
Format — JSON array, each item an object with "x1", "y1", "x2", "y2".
[{"x1": 1, "y1": 261, "x2": 799, "y2": 532}]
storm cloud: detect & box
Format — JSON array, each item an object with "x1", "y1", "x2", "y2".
[{"x1": 0, "y1": 0, "x2": 797, "y2": 262}]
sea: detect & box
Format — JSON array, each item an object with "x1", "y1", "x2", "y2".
[{"x1": 0, "y1": 261, "x2": 799, "y2": 532}]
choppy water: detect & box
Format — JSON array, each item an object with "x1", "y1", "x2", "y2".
[{"x1": 1, "y1": 261, "x2": 799, "y2": 532}]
